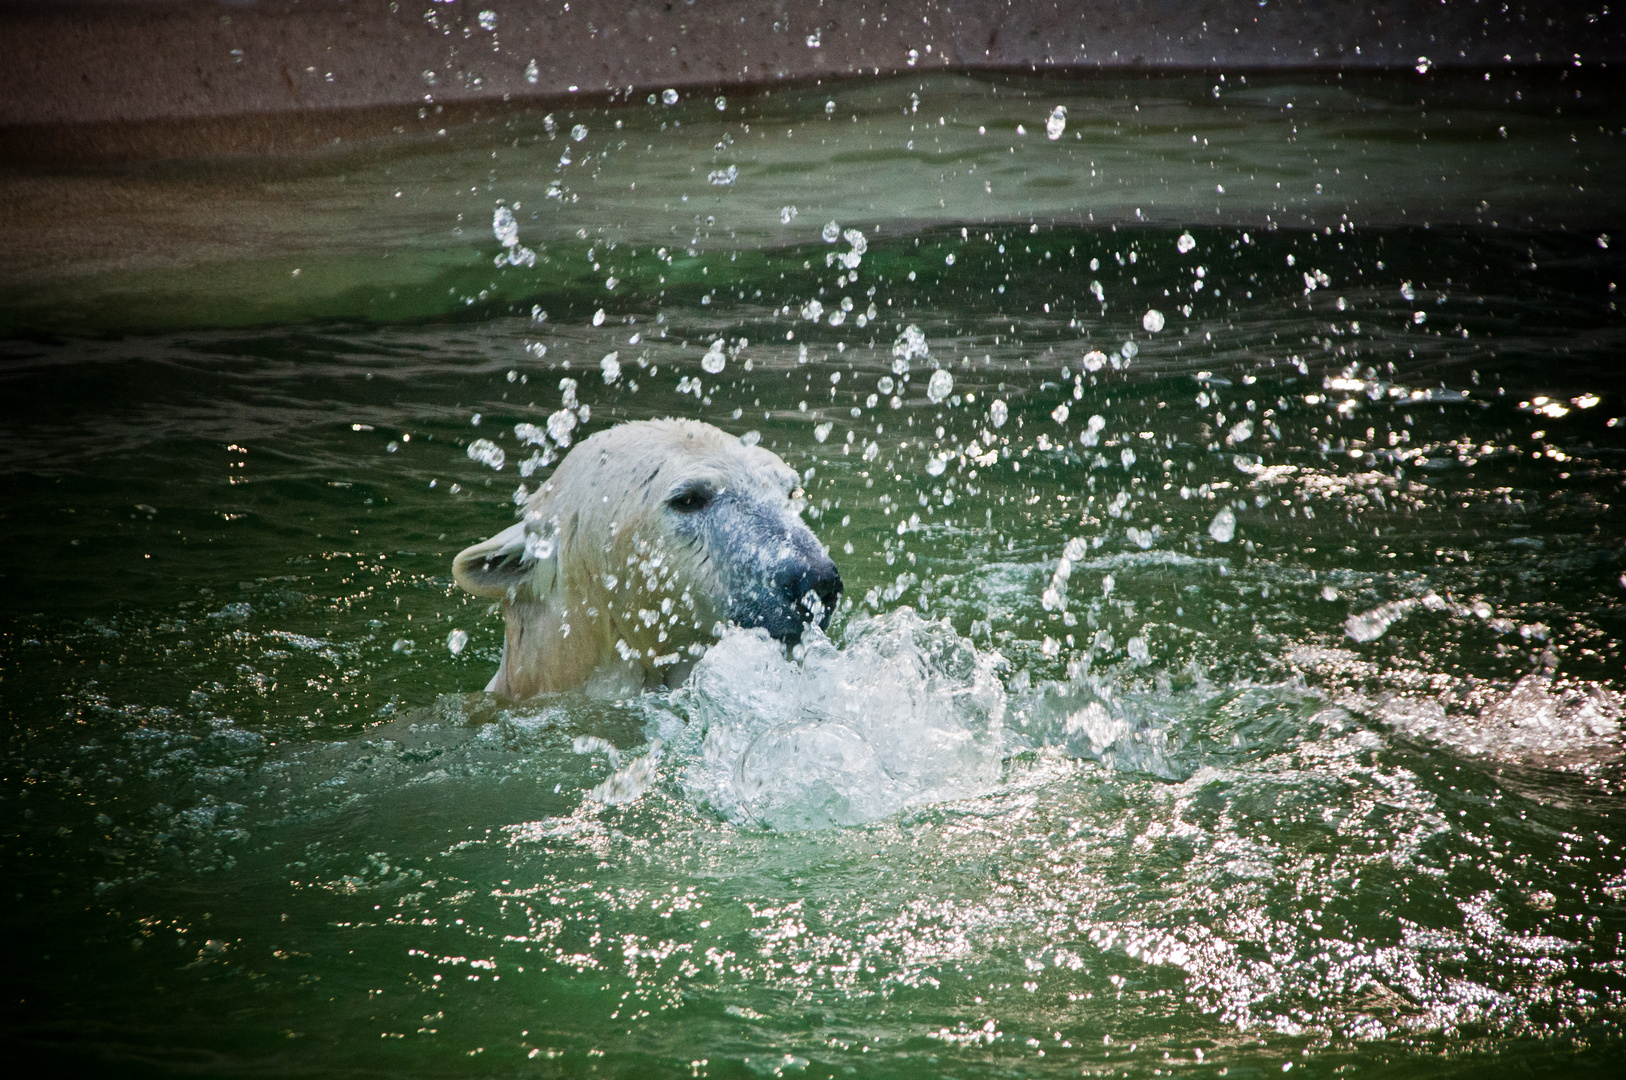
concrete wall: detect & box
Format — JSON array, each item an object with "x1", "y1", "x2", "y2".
[{"x1": 2, "y1": 0, "x2": 1620, "y2": 131}]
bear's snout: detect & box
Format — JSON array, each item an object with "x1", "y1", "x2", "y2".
[
  {"x1": 783, "y1": 554, "x2": 843, "y2": 638},
  {"x1": 731, "y1": 540, "x2": 842, "y2": 646}
]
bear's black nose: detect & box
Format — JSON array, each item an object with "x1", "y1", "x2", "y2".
[
  {"x1": 793, "y1": 559, "x2": 843, "y2": 633},
  {"x1": 767, "y1": 553, "x2": 842, "y2": 641}
]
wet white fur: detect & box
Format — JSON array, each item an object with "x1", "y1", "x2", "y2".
[{"x1": 453, "y1": 419, "x2": 809, "y2": 697}]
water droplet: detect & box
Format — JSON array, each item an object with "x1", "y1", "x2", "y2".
[
  {"x1": 492, "y1": 206, "x2": 519, "y2": 247},
  {"x1": 1207, "y1": 506, "x2": 1236, "y2": 543},
  {"x1": 701, "y1": 341, "x2": 727, "y2": 374},
  {"x1": 927, "y1": 369, "x2": 954, "y2": 404},
  {"x1": 1045, "y1": 105, "x2": 1067, "y2": 140},
  {"x1": 1142, "y1": 309, "x2": 1165, "y2": 333},
  {"x1": 892, "y1": 325, "x2": 928, "y2": 370},
  {"x1": 446, "y1": 628, "x2": 469, "y2": 655},
  {"x1": 466, "y1": 439, "x2": 505, "y2": 470},
  {"x1": 1177, "y1": 232, "x2": 1197, "y2": 254},
  {"x1": 661, "y1": 88, "x2": 678, "y2": 105},
  {"x1": 822, "y1": 221, "x2": 841, "y2": 243},
  {"x1": 551, "y1": 396, "x2": 578, "y2": 440}
]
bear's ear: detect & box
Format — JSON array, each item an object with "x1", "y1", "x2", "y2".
[{"x1": 452, "y1": 520, "x2": 558, "y2": 599}]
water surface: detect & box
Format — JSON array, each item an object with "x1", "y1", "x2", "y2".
[{"x1": 2, "y1": 72, "x2": 1625, "y2": 1077}]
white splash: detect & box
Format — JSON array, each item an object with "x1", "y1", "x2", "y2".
[
  {"x1": 1377, "y1": 675, "x2": 1623, "y2": 768},
  {"x1": 676, "y1": 612, "x2": 1007, "y2": 830},
  {"x1": 1345, "y1": 593, "x2": 1444, "y2": 643}
]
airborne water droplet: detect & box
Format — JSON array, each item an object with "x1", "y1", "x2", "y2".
[
  {"x1": 1045, "y1": 105, "x2": 1067, "y2": 140},
  {"x1": 701, "y1": 341, "x2": 727, "y2": 374},
  {"x1": 466, "y1": 439, "x2": 505, "y2": 470}
]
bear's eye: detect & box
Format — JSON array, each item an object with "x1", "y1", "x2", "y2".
[{"x1": 667, "y1": 486, "x2": 713, "y2": 514}]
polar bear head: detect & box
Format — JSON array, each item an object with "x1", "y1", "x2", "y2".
[{"x1": 452, "y1": 419, "x2": 842, "y2": 698}]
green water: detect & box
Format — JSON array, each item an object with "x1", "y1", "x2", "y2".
[{"x1": 2, "y1": 73, "x2": 1625, "y2": 1076}]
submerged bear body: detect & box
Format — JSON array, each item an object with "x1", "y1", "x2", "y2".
[{"x1": 452, "y1": 419, "x2": 842, "y2": 697}]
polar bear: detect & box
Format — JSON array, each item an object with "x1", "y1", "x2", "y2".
[{"x1": 452, "y1": 419, "x2": 843, "y2": 698}]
